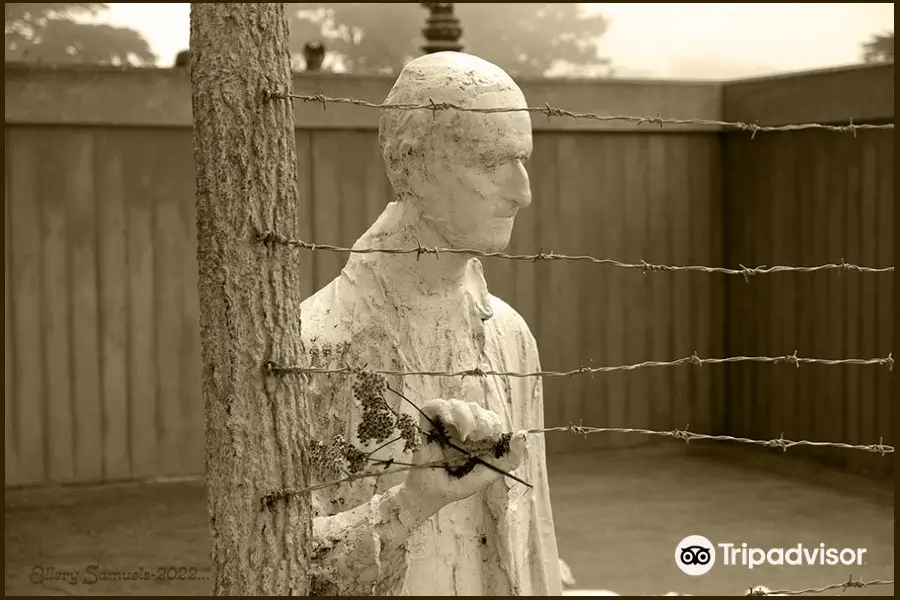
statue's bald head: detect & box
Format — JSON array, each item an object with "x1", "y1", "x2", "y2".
[
  {"x1": 379, "y1": 52, "x2": 528, "y2": 197},
  {"x1": 378, "y1": 52, "x2": 533, "y2": 252}
]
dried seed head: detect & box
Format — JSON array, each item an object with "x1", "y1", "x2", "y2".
[
  {"x1": 358, "y1": 409, "x2": 395, "y2": 445},
  {"x1": 344, "y1": 446, "x2": 368, "y2": 474},
  {"x1": 397, "y1": 413, "x2": 421, "y2": 453},
  {"x1": 352, "y1": 371, "x2": 388, "y2": 405}
]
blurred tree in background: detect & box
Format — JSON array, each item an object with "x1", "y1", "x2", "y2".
[
  {"x1": 5, "y1": 3, "x2": 155, "y2": 65},
  {"x1": 862, "y1": 30, "x2": 894, "y2": 63},
  {"x1": 288, "y1": 3, "x2": 612, "y2": 77}
]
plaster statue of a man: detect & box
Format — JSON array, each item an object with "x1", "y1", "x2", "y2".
[{"x1": 300, "y1": 51, "x2": 561, "y2": 596}]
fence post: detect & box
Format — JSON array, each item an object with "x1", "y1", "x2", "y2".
[{"x1": 190, "y1": 3, "x2": 312, "y2": 595}]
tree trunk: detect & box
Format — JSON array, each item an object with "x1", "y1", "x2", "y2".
[{"x1": 190, "y1": 4, "x2": 311, "y2": 595}]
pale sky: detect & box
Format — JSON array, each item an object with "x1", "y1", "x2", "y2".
[{"x1": 94, "y1": 3, "x2": 894, "y2": 79}]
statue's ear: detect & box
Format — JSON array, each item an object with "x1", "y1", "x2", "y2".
[{"x1": 397, "y1": 137, "x2": 417, "y2": 158}]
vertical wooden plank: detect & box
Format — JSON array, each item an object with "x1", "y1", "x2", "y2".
[
  {"x1": 152, "y1": 131, "x2": 188, "y2": 477},
  {"x1": 726, "y1": 135, "x2": 750, "y2": 437},
  {"x1": 293, "y1": 130, "x2": 317, "y2": 306},
  {"x1": 722, "y1": 135, "x2": 738, "y2": 435},
  {"x1": 576, "y1": 134, "x2": 608, "y2": 448},
  {"x1": 825, "y1": 135, "x2": 848, "y2": 468},
  {"x1": 5, "y1": 127, "x2": 20, "y2": 485},
  {"x1": 667, "y1": 135, "x2": 691, "y2": 432},
  {"x1": 793, "y1": 132, "x2": 814, "y2": 449},
  {"x1": 66, "y1": 132, "x2": 103, "y2": 482},
  {"x1": 706, "y1": 137, "x2": 725, "y2": 434},
  {"x1": 753, "y1": 133, "x2": 773, "y2": 443},
  {"x1": 310, "y1": 131, "x2": 345, "y2": 290},
  {"x1": 125, "y1": 133, "x2": 158, "y2": 479},
  {"x1": 339, "y1": 131, "x2": 371, "y2": 246},
  {"x1": 874, "y1": 132, "x2": 893, "y2": 467},
  {"x1": 687, "y1": 136, "x2": 713, "y2": 434},
  {"x1": 810, "y1": 137, "x2": 831, "y2": 455},
  {"x1": 8, "y1": 130, "x2": 45, "y2": 485},
  {"x1": 34, "y1": 131, "x2": 74, "y2": 484},
  {"x1": 173, "y1": 128, "x2": 202, "y2": 476},
  {"x1": 647, "y1": 135, "x2": 671, "y2": 432},
  {"x1": 857, "y1": 140, "x2": 878, "y2": 464},
  {"x1": 532, "y1": 135, "x2": 563, "y2": 450},
  {"x1": 743, "y1": 137, "x2": 761, "y2": 442},
  {"x1": 181, "y1": 129, "x2": 205, "y2": 474},
  {"x1": 842, "y1": 134, "x2": 862, "y2": 473},
  {"x1": 602, "y1": 134, "x2": 628, "y2": 447},
  {"x1": 770, "y1": 134, "x2": 797, "y2": 444},
  {"x1": 94, "y1": 134, "x2": 130, "y2": 480},
  {"x1": 623, "y1": 136, "x2": 650, "y2": 436},
  {"x1": 554, "y1": 135, "x2": 583, "y2": 441}
]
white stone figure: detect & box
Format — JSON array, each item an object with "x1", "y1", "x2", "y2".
[{"x1": 299, "y1": 51, "x2": 562, "y2": 595}]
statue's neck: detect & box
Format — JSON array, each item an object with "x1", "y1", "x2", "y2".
[{"x1": 349, "y1": 201, "x2": 473, "y2": 300}]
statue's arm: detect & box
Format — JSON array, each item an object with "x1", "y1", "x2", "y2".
[{"x1": 309, "y1": 481, "x2": 438, "y2": 595}]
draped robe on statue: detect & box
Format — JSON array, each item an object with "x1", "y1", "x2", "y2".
[{"x1": 301, "y1": 203, "x2": 562, "y2": 596}]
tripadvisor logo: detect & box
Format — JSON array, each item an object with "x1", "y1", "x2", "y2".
[
  {"x1": 675, "y1": 535, "x2": 715, "y2": 576},
  {"x1": 675, "y1": 535, "x2": 868, "y2": 575}
]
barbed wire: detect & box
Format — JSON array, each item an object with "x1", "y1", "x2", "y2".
[
  {"x1": 265, "y1": 351, "x2": 894, "y2": 379},
  {"x1": 532, "y1": 424, "x2": 892, "y2": 455},
  {"x1": 273, "y1": 93, "x2": 894, "y2": 137},
  {"x1": 262, "y1": 424, "x2": 892, "y2": 505},
  {"x1": 746, "y1": 575, "x2": 895, "y2": 596},
  {"x1": 258, "y1": 231, "x2": 894, "y2": 280}
]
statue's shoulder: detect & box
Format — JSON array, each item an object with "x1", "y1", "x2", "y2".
[
  {"x1": 487, "y1": 293, "x2": 538, "y2": 353},
  {"x1": 298, "y1": 277, "x2": 395, "y2": 355},
  {"x1": 298, "y1": 279, "x2": 353, "y2": 348}
]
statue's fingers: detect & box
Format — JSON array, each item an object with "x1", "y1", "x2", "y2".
[
  {"x1": 449, "y1": 400, "x2": 477, "y2": 442},
  {"x1": 472, "y1": 407, "x2": 503, "y2": 441},
  {"x1": 450, "y1": 432, "x2": 527, "y2": 492},
  {"x1": 487, "y1": 432, "x2": 527, "y2": 474},
  {"x1": 419, "y1": 398, "x2": 454, "y2": 431},
  {"x1": 508, "y1": 431, "x2": 526, "y2": 460}
]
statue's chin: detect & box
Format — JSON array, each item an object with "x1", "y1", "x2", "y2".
[
  {"x1": 452, "y1": 233, "x2": 512, "y2": 254},
  {"x1": 434, "y1": 218, "x2": 514, "y2": 254}
]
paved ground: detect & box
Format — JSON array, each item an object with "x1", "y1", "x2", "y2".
[{"x1": 5, "y1": 444, "x2": 894, "y2": 596}]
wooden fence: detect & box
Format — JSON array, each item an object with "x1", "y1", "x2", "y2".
[
  {"x1": 722, "y1": 66, "x2": 894, "y2": 477},
  {"x1": 4, "y1": 63, "x2": 893, "y2": 487}
]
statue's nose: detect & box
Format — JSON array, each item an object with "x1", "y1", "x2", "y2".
[
  {"x1": 509, "y1": 188, "x2": 531, "y2": 210},
  {"x1": 507, "y1": 162, "x2": 532, "y2": 209}
]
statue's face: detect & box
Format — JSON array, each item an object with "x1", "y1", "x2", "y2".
[{"x1": 413, "y1": 90, "x2": 533, "y2": 253}]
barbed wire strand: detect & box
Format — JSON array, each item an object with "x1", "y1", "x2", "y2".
[
  {"x1": 531, "y1": 425, "x2": 892, "y2": 455},
  {"x1": 263, "y1": 426, "x2": 892, "y2": 506},
  {"x1": 747, "y1": 575, "x2": 894, "y2": 596},
  {"x1": 274, "y1": 93, "x2": 895, "y2": 137},
  {"x1": 265, "y1": 351, "x2": 895, "y2": 379},
  {"x1": 257, "y1": 231, "x2": 894, "y2": 279}
]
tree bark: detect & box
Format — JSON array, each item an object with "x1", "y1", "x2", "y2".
[{"x1": 190, "y1": 4, "x2": 311, "y2": 595}]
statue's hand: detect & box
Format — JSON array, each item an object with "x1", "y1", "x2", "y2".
[{"x1": 402, "y1": 398, "x2": 526, "y2": 509}]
